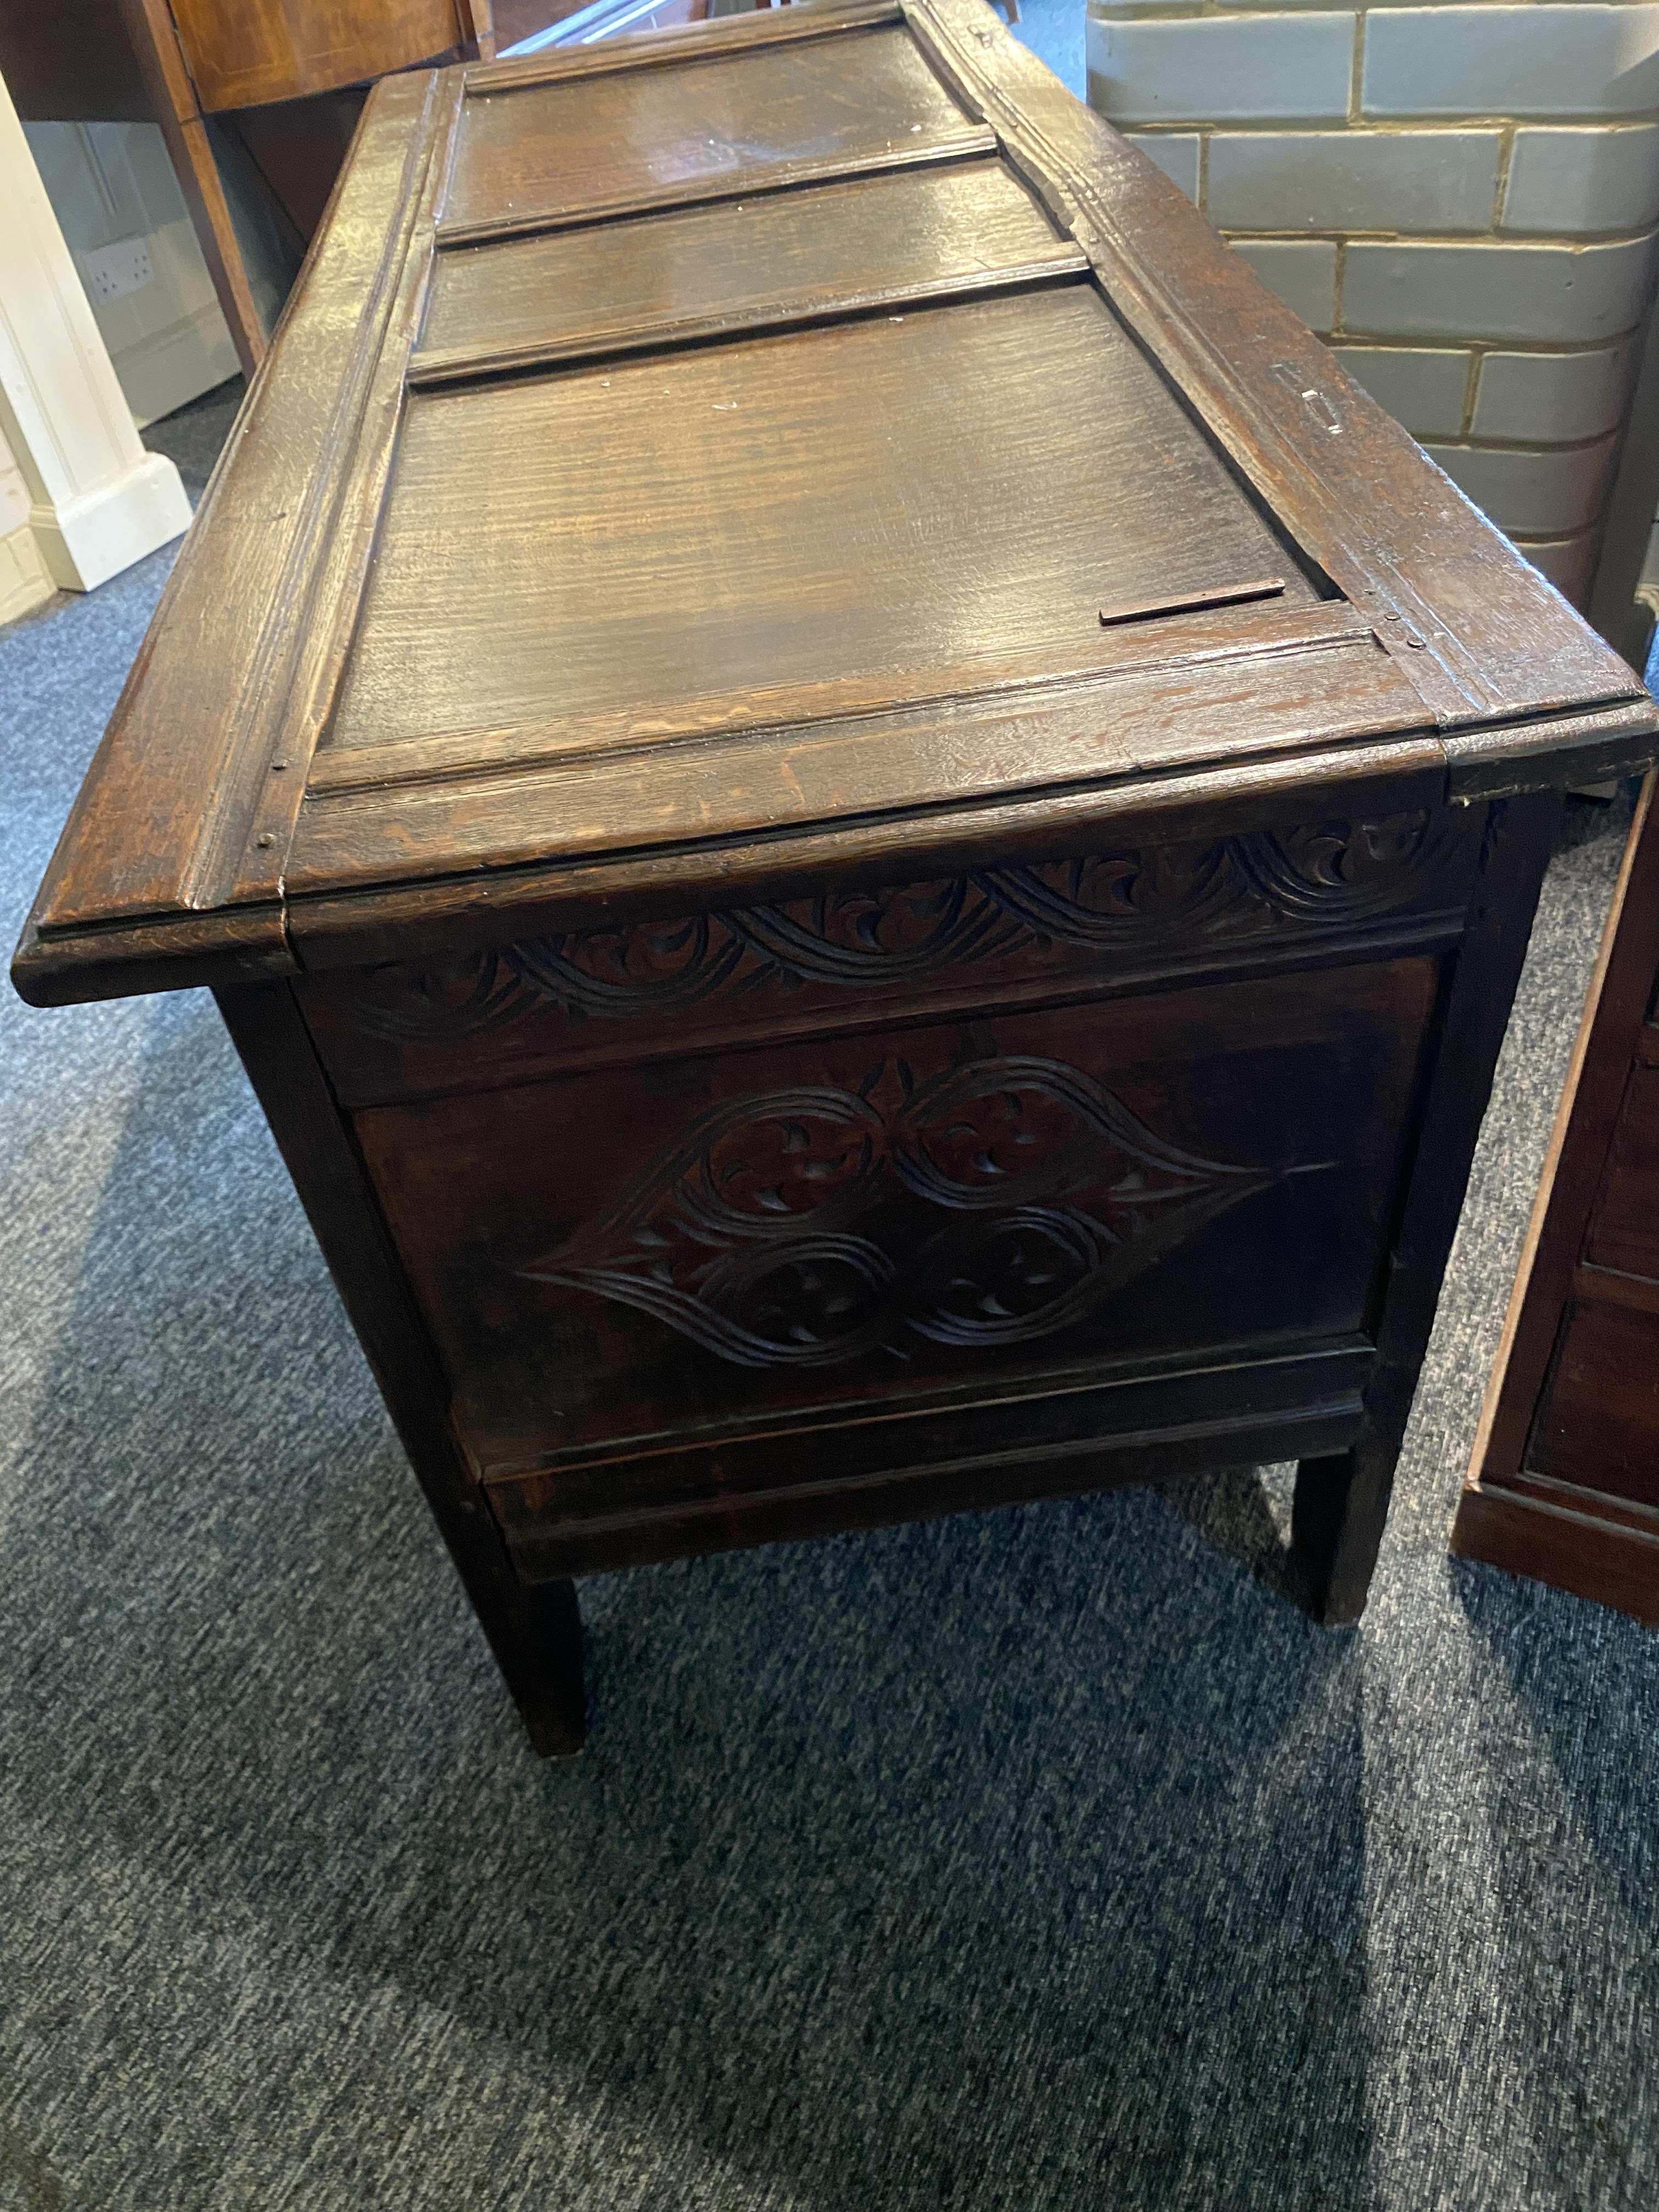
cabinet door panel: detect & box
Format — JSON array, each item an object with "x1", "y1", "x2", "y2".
[
  {"x1": 1585, "y1": 1064, "x2": 1659, "y2": 1281},
  {"x1": 1529, "y1": 1296, "x2": 1659, "y2": 1508}
]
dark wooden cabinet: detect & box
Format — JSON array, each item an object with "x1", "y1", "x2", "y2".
[
  {"x1": 1455, "y1": 777, "x2": 1659, "y2": 1623},
  {"x1": 14, "y1": 0, "x2": 1658, "y2": 1754}
]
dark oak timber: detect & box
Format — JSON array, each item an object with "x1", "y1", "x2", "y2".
[
  {"x1": 1294, "y1": 793, "x2": 1562, "y2": 1623},
  {"x1": 14, "y1": 0, "x2": 1658, "y2": 1753},
  {"x1": 214, "y1": 980, "x2": 588, "y2": 1753},
  {"x1": 1456, "y1": 777, "x2": 1659, "y2": 1626}
]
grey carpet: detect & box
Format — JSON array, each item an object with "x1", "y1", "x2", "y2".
[{"x1": 3, "y1": 373, "x2": 1657, "y2": 2212}]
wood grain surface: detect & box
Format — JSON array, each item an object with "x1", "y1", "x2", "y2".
[
  {"x1": 18, "y1": 69, "x2": 447, "y2": 951},
  {"x1": 443, "y1": 22, "x2": 978, "y2": 239},
  {"x1": 15, "y1": 0, "x2": 1657, "y2": 1006},
  {"x1": 905, "y1": 0, "x2": 1646, "y2": 731},
  {"x1": 352, "y1": 957, "x2": 1437, "y2": 1482},
  {"x1": 1455, "y1": 777, "x2": 1659, "y2": 1616},
  {"x1": 168, "y1": 0, "x2": 470, "y2": 109},
  {"x1": 21, "y1": 0, "x2": 1659, "y2": 1738},
  {"x1": 1527, "y1": 1289, "x2": 1659, "y2": 1509},
  {"x1": 414, "y1": 155, "x2": 1085, "y2": 381},
  {"x1": 327, "y1": 286, "x2": 1321, "y2": 757}
]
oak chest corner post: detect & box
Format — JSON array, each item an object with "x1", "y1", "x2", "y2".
[{"x1": 14, "y1": 0, "x2": 1658, "y2": 1755}]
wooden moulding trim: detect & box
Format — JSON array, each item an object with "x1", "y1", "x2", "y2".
[
  {"x1": 285, "y1": 740, "x2": 1453, "y2": 975},
  {"x1": 10, "y1": 903, "x2": 293, "y2": 1009},
  {"x1": 494, "y1": 1396, "x2": 1365, "y2": 1581},
  {"x1": 506, "y1": 1407, "x2": 1368, "y2": 1573},
  {"x1": 1451, "y1": 1479, "x2": 1659, "y2": 1628},
  {"x1": 1571, "y1": 1261, "x2": 1659, "y2": 1319},
  {"x1": 315, "y1": 909, "x2": 1474, "y2": 1113},
  {"x1": 433, "y1": 126, "x2": 997, "y2": 245},
  {"x1": 308, "y1": 602, "x2": 1381, "y2": 794},
  {"x1": 198, "y1": 73, "x2": 469, "y2": 916},
  {"x1": 462, "y1": 0, "x2": 903, "y2": 94},
  {"x1": 17, "y1": 70, "x2": 452, "y2": 944},
  {"x1": 483, "y1": 1348, "x2": 1372, "y2": 1577},
  {"x1": 290, "y1": 640, "x2": 1432, "y2": 895},
  {"x1": 1479, "y1": 1465, "x2": 1659, "y2": 1542},
  {"x1": 16, "y1": 737, "x2": 1451, "y2": 1005},
  {"x1": 294, "y1": 689, "x2": 1648, "y2": 917},
  {"x1": 429, "y1": 131, "x2": 998, "y2": 256},
  {"x1": 899, "y1": 0, "x2": 1647, "y2": 732},
  {"x1": 1442, "y1": 700, "x2": 1659, "y2": 800},
  {"x1": 479, "y1": 1339, "x2": 1373, "y2": 1489},
  {"x1": 409, "y1": 244, "x2": 1086, "y2": 385}
]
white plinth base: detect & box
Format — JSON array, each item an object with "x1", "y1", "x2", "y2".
[{"x1": 30, "y1": 449, "x2": 191, "y2": 594}]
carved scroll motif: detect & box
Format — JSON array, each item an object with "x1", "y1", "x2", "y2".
[
  {"x1": 340, "y1": 811, "x2": 1463, "y2": 1043},
  {"x1": 520, "y1": 1053, "x2": 1288, "y2": 1370}
]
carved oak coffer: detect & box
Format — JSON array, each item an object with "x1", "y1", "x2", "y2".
[{"x1": 14, "y1": 0, "x2": 1657, "y2": 1755}]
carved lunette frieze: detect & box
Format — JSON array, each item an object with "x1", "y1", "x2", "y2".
[
  {"x1": 520, "y1": 1052, "x2": 1296, "y2": 1370},
  {"x1": 341, "y1": 812, "x2": 1465, "y2": 1042}
]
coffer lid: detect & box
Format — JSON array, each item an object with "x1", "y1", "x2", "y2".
[{"x1": 15, "y1": 0, "x2": 1655, "y2": 1006}]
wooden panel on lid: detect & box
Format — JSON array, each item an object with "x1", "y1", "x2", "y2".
[
  {"x1": 414, "y1": 157, "x2": 1087, "y2": 381},
  {"x1": 326, "y1": 284, "x2": 1322, "y2": 764},
  {"x1": 440, "y1": 23, "x2": 983, "y2": 239}
]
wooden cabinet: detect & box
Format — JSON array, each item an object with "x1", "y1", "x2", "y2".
[
  {"x1": 14, "y1": 0, "x2": 1658, "y2": 1754},
  {"x1": 0, "y1": 0, "x2": 495, "y2": 374},
  {"x1": 1455, "y1": 778, "x2": 1659, "y2": 1622}
]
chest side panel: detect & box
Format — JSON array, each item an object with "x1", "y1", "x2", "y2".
[{"x1": 338, "y1": 936, "x2": 1446, "y2": 1509}]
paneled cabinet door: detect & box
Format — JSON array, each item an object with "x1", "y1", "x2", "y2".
[{"x1": 1456, "y1": 776, "x2": 1659, "y2": 1625}]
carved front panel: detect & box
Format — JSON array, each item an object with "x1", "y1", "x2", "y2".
[
  {"x1": 520, "y1": 1050, "x2": 1277, "y2": 1370},
  {"x1": 353, "y1": 955, "x2": 1443, "y2": 1496},
  {"x1": 301, "y1": 810, "x2": 1478, "y2": 1107}
]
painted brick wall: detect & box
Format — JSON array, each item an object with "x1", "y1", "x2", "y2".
[{"x1": 1086, "y1": 0, "x2": 1659, "y2": 607}]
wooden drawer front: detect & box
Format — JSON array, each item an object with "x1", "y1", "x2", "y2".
[
  {"x1": 1530, "y1": 1293, "x2": 1659, "y2": 1508},
  {"x1": 1585, "y1": 1063, "x2": 1659, "y2": 1280},
  {"x1": 300, "y1": 809, "x2": 1477, "y2": 1110},
  {"x1": 353, "y1": 955, "x2": 1441, "y2": 1495}
]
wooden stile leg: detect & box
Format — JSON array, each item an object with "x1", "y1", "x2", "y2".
[
  {"x1": 1290, "y1": 794, "x2": 1564, "y2": 1629},
  {"x1": 215, "y1": 980, "x2": 586, "y2": 1758},
  {"x1": 487, "y1": 1577, "x2": 586, "y2": 1758},
  {"x1": 1293, "y1": 1437, "x2": 1397, "y2": 1626}
]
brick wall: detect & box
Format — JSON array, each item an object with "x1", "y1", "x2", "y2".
[{"x1": 1086, "y1": 0, "x2": 1659, "y2": 607}]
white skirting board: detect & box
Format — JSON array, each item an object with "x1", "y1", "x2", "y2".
[{"x1": 0, "y1": 81, "x2": 192, "y2": 611}]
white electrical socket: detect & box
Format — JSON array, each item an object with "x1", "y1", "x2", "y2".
[{"x1": 79, "y1": 237, "x2": 154, "y2": 306}]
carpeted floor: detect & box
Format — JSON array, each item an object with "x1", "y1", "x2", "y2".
[{"x1": 4, "y1": 344, "x2": 1659, "y2": 2208}]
